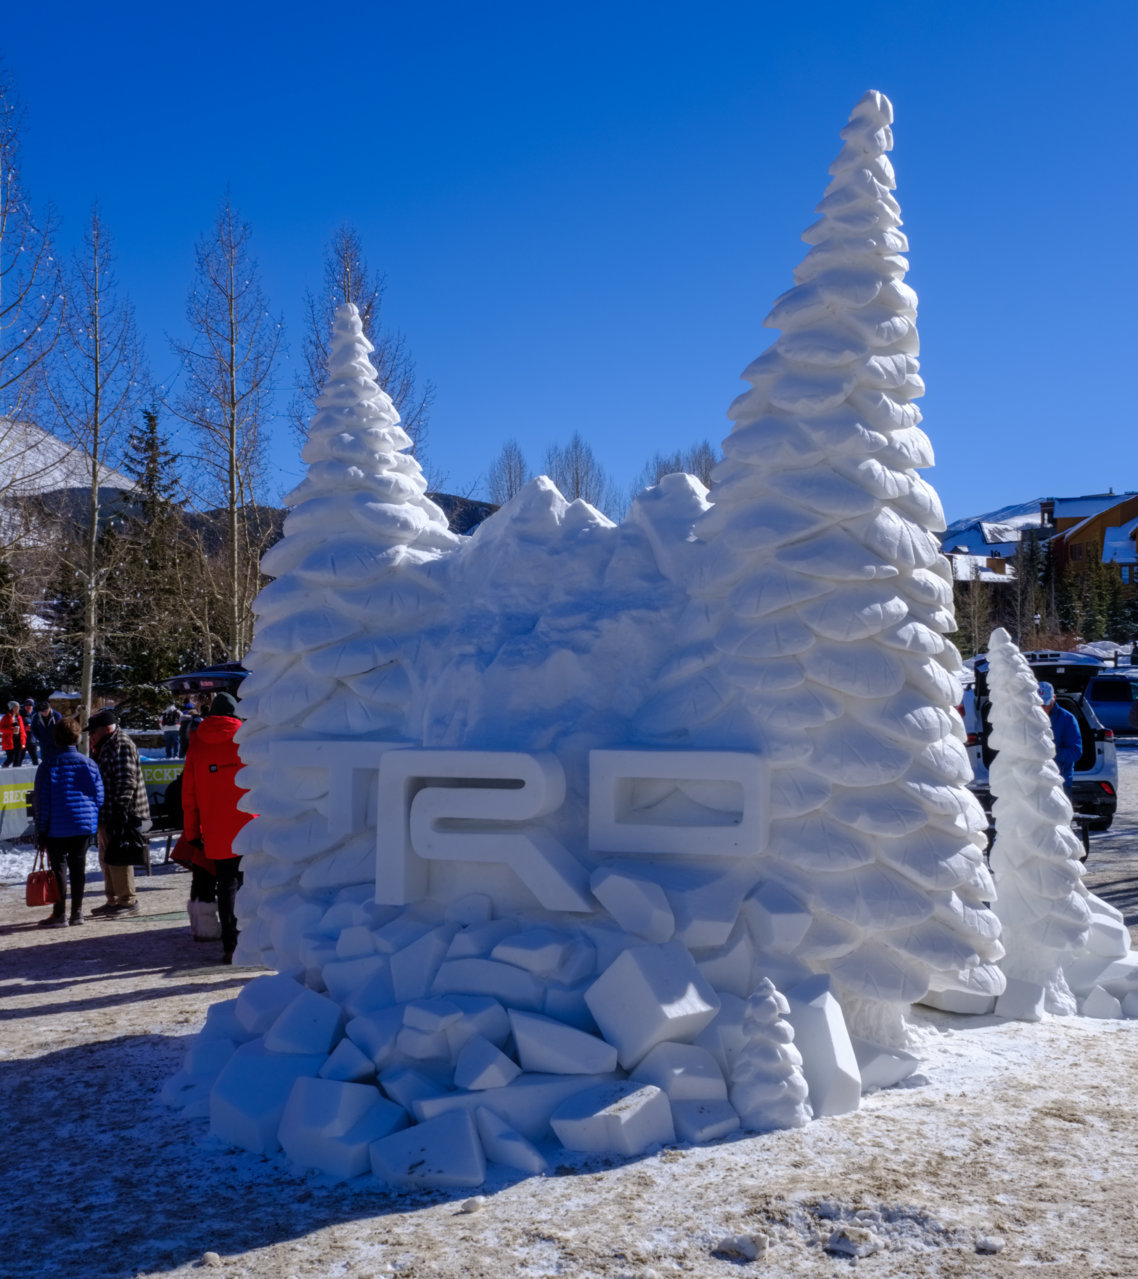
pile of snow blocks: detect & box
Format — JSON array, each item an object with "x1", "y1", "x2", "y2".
[{"x1": 167, "y1": 895, "x2": 916, "y2": 1189}]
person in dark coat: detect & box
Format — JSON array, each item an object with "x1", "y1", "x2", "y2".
[
  {"x1": 22, "y1": 699, "x2": 39, "y2": 765},
  {"x1": 1039, "y1": 680, "x2": 1083, "y2": 793},
  {"x1": 180, "y1": 691, "x2": 254, "y2": 963},
  {"x1": 30, "y1": 701, "x2": 63, "y2": 767},
  {"x1": 34, "y1": 718, "x2": 104, "y2": 926}
]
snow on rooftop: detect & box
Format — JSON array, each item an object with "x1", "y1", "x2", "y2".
[
  {"x1": 0, "y1": 418, "x2": 135, "y2": 496},
  {"x1": 1102, "y1": 517, "x2": 1138, "y2": 563}
]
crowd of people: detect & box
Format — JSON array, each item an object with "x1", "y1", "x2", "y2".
[{"x1": 30, "y1": 690, "x2": 253, "y2": 964}]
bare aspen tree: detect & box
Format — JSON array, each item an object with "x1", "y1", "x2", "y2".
[
  {"x1": 47, "y1": 208, "x2": 146, "y2": 729},
  {"x1": 293, "y1": 223, "x2": 433, "y2": 460},
  {"x1": 172, "y1": 195, "x2": 282, "y2": 661},
  {"x1": 543, "y1": 432, "x2": 612, "y2": 510},
  {"x1": 633, "y1": 439, "x2": 720, "y2": 492},
  {"x1": 487, "y1": 438, "x2": 530, "y2": 505},
  {"x1": 0, "y1": 66, "x2": 63, "y2": 493}
]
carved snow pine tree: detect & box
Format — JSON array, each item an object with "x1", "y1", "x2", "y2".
[
  {"x1": 728, "y1": 978, "x2": 811, "y2": 1131},
  {"x1": 643, "y1": 91, "x2": 1003, "y2": 1037},
  {"x1": 986, "y1": 627, "x2": 1090, "y2": 1015},
  {"x1": 233, "y1": 303, "x2": 458, "y2": 966}
]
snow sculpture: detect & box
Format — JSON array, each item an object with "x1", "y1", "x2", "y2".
[
  {"x1": 985, "y1": 627, "x2": 1091, "y2": 1016},
  {"x1": 231, "y1": 303, "x2": 459, "y2": 967},
  {"x1": 727, "y1": 978, "x2": 811, "y2": 1131},
  {"x1": 641, "y1": 89, "x2": 1002, "y2": 1038}
]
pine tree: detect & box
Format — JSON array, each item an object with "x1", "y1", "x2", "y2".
[
  {"x1": 986, "y1": 627, "x2": 1089, "y2": 1014},
  {"x1": 232, "y1": 303, "x2": 458, "y2": 966},
  {"x1": 641, "y1": 92, "x2": 1002, "y2": 1037},
  {"x1": 728, "y1": 978, "x2": 811, "y2": 1131}
]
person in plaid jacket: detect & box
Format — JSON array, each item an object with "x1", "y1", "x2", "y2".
[{"x1": 85, "y1": 707, "x2": 152, "y2": 917}]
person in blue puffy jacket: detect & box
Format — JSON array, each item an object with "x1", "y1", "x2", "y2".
[
  {"x1": 33, "y1": 717, "x2": 104, "y2": 927},
  {"x1": 1038, "y1": 680, "x2": 1084, "y2": 793}
]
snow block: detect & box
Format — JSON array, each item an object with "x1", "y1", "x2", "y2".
[
  {"x1": 669, "y1": 876, "x2": 740, "y2": 949},
  {"x1": 335, "y1": 924, "x2": 377, "y2": 959},
  {"x1": 447, "y1": 920, "x2": 519, "y2": 960},
  {"x1": 994, "y1": 978, "x2": 1046, "y2": 1023},
  {"x1": 671, "y1": 1099, "x2": 741, "y2": 1144},
  {"x1": 390, "y1": 927, "x2": 452, "y2": 1002},
  {"x1": 431, "y1": 958, "x2": 544, "y2": 1010},
  {"x1": 319, "y1": 1037, "x2": 376, "y2": 1083},
  {"x1": 919, "y1": 987, "x2": 997, "y2": 1015},
  {"x1": 210, "y1": 1041, "x2": 326, "y2": 1154},
  {"x1": 200, "y1": 998, "x2": 254, "y2": 1044},
  {"x1": 509, "y1": 1010, "x2": 618, "y2": 1075},
  {"x1": 340, "y1": 965, "x2": 396, "y2": 1019},
  {"x1": 454, "y1": 1035, "x2": 522, "y2": 1090},
  {"x1": 693, "y1": 924, "x2": 755, "y2": 999},
  {"x1": 1121, "y1": 990, "x2": 1138, "y2": 1020},
  {"x1": 402, "y1": 997, "x2": 463, "y2": 1033},
  {"x1": 491, "y1": 927, "x2": 575, "y2": 977},
  {"x1": 323, "y1": 955, "x2": 389, "y2": 1005},
  {"x1": 370, "y1": 1109, "x2": 486, "y2": 1190},
  {"x1": 590, "y1": 866, "x2": 675, "y2": 943},
  {"x1": 279, "y1": 1078, "x2": 406, "y2": 1179},
  {"x1": 1084, "y1": 912, "x2": 1131, "y2": 961},
  {"x1": 1090, "y1": 955, "x2": 1138, "y2": 999},
  {"x1": 345, "y1": 1007, "x2": 404, "y2": 1069},
  {"x1": 378, "y1": 1066, "x2": 450, "y2": 1112},
  {"x1": 234, "y1": 974, "x2": 307, "y2": 1035},
  {"x1": 444, "y1": 894, "x2": 493, "y2": 926},
  {"x1": 741, "y1": 882, "x2": 812, "y2": 953},
  {"x1": 1081, "y1": 985, "x2": 1122, "y2": 1019},
  {"x1": 396, "y1": 1026, "x2": 451, "y2": 1062},
  {"x1": 412, "y1": 1072, "x2": 621, "y2": 1141},
  {"x1": 263, "y1": 989, "x2": 345, "y2": 1055},
  {"x1": 584, "y1": 941, "x2": 720, "y2": 1068},
  {"x1": 185, "y1": 1035, "x2": 238, "y2": 1079},
  {"x1": 550, "y1": 1081, "x2": 675, "y2": 1156},
  {"x1": 784, "y1": 976, "x2": 860, "y2": 1117},
  {"x1": 693, "y1": 993, "x2": 747, "y2": 1074},
  {"x1": 630, "y1": 1042, "x2": 728, "y2": 1101},
  {"x1": 443, "y1": 996, "x2": 511, "y2": 1052},
  {"x1": 475, "y1": 1106, "x2": 548, "y2": 1174},
  {"x1": 543, "y1": 983, "x2": 598, "y2": 1033},
  {"x1": 849, "y1": 1037, "x2": 920, "y2": 1092}
]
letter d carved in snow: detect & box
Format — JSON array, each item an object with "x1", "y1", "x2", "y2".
[{"x1": 375, "y1": 749, "x2": 592, "y2": 912}]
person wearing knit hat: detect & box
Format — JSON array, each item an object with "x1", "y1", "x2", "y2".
[
  {"x1": 160, "y1": 702, "x2": 182, "y2": 759},
  {"x1": 1, "y1": 700, "x2": 27, "y2": 767},
  {"x1": 1038, "y1": 680, "x2": 1084, "y2": 795},
  {"x1": 180, "y1": 690, "x2": 253, "y2": 963}
]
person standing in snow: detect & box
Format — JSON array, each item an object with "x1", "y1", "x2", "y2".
[
  {"x1": 179, "y1": 691, "x2": 254, "y2": 964},
  {"x1": 178, "y1": 699, "x2": 198, "y2": 758},
  {"x1": 21, "y1": 699, "x2": 39, "y2": 765},
  {"x1": 1, "y1": 701, "x2": 27, "y2": 766},
  {"x1": 160, "y1": 703, "x2": 181, "y2": 759},
  {"x1": 87, "y1": 707, "x2": 152, "y2": 917},
  {"x1": 33, "y1": 718, "x2": 104, "y2": 927},
  {"x1": 30, "y1": 701, "x2": 63, "y2": 767},
  {"x1": 1038, "y1": 681, "x2": 1083, "y2": 795}
]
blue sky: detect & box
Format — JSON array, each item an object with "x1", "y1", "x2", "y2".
[{"x1": 7, "y1": 0, "x2": 1137, "y2": 523}]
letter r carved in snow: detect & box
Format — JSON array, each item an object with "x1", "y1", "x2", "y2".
[{"x1": 375, "y1": 749, "x2": 592, "y2": 912}]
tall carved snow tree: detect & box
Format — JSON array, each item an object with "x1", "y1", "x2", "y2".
[
  {"x1": 48, "y1": 209, "x2": 146, "y2": 727},
  {"x1": 292, "y1": 224, "x2": 432, "y2": 463},
  {"x1": 233, "y1": 303, "x2": 458, "y2": 967},
  {"x1": 643, "y1": 91, "x2": 1002, "y2": 1039},
  {"x1": 172, "y1": 195, "x2": 282, "y2": 661}
]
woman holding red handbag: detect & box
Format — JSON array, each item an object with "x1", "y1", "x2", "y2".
[
  {"x1": 32, "y1": 717, "x2": 104, "y2": 926},
  {"x1": 180, "y1": 692, "x2": 254, "y2": 963}
]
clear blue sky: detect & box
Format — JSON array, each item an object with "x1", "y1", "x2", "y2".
[{"x1": 7, "y1": 0, "x2": 1137, "y2": 523}]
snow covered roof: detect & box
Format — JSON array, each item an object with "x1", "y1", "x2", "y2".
[
  {"x1": 1102, "y1": 517, "x2": 1138, "y2": 563},
  {"x1": 0, "y1": 418, "x2": 135, "y2": 496},
  {"x1": 947, "y1": 553, "x2": 1015, "y2": 583},
  {"x1": 1052, "y1": 493, "x2": 1137, "y2": 520},
  {"x1": 941, "y1": 501, "x2": 1045, "y2": 554}
]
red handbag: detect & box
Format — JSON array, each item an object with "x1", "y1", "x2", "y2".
[{"x1": 26, "y1": 849, "x2": 61, "y2": 908}]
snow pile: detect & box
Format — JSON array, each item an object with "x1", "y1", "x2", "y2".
[{"x1": 641, "y1": 89, "x2": 1001, "y2": 1037}]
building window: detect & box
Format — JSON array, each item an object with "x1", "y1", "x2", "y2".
[
  {"x1": 1123, "y1": 566, "x2": 1132, "y2": 584},
  {"x1": 1070, "y1": 542, "x2": 1083, "y2": 561}
]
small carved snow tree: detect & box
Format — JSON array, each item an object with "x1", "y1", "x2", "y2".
[
  {"x1": 729, "y1": 978, "x2": 811, "y2": 1131},
  {"x1": 986, "y1": 627, "x2": 1090, "y2": 1014},
  {"x1": 233, "y1": 303, "x2": 458, "y2": 966},
  {"x1": 643, "y1": 91, "x2": 1002, "y2": 1039}
]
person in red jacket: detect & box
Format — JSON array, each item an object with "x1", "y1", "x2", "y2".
[
  {"x1": 1, "y1": 700, "x2": 28, "y2": 767},
  {"x1": 180, "y1": 691, "x2": 254, "y2": 964}
]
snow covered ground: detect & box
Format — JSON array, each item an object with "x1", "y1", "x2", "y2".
[{"x1": 1, "y1": 745, "x2": 1136, "y2": 1278}]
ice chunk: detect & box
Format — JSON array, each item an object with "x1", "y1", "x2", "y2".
[
  {"x1": 234, "y1": 974, "x2": 307, "y2": 1035},
  {"x1": 390, "y1": 927, "x2": 453, "y2": 1002},
  {"x1": 370, "y1": 1110, "x2": 486, "y2": 1189},
  {"x1": 432, "y1": 957, "x2": 545, "y2": 1010},
  {"x1": 994, "y1": 978, "x2": 1045, "y2": 1023},
  {"x1": 919, "y1": 987, "x2": 996, "y2": 1015},
  {"x1": 671, "y1": 1099, "x2": 741, "y2": 1144},
  {"x1": 378, "y1": 1066, "x2": 449, "y2": 1112},
  {"x1": 345, "y1": 1007, "x2": 404, "y2": 1069},
  {"x1": 454, "y1": 1035, "x2": 522, "y2": 1090},
  {"x1": 693, "y1": 994, "x2": 747, "y2": 1074},
  {"x1": 1121, "y1": 991, "x2": 1138, "y2": 1020},
  {"x1": 447, "y1": 920, "x2": 520, "y2": 959},
  {"x1": 319, "y1": 1037, "x2": 376, "y2": 1083},
  {"x1": 784, "y1": 975, "x2": 860, "y2": 1117},
  {"x1": 590, "y1": 865, "x2": 675, "y2": 943},
  {"x1": 491, "y1": 927, "x2": 576, "y2": 977},
  {"x1": 402, "y1": 998, "x2": 463, "y2": 1033},
  {"x1": 631, "y1": 1042, "x2": 727, "y2": 1101},
  {"x1": 741, "y1": 881, "x2": 812, "y2": 953},
  {"x1": 279, "y1": 1077, "x2": 406, "y2": 1179},
  {"x1": 443, "y1": 995, "x2": 511, "y2": 1052},
  {"x1": 551, "y1": 1081, "x2": 675, "y2": 1156},
  {"x1": 323, "y1": 956, "x2": 389, "y2": 1005},
  {"x1": 1084, "y1": 911, "x2": 1132, "y2": 961},
  {"x1": 475, "y1": 1107, "x2": 548, "y2": 1174},
  {"x1": 396, "y1": 1025, "x2": 451, "y2": 1062},
  {"x1": 210, "y1": 1041, "x2": 326, "y2": 1155},
  {"x1": 200, "y1": 998, "x2": 254, "y2": 1044},
  {"x1": 693, "y1": 923, "x2": 755, "y2": 999},
  {"x1": 1081, "y1": 985, "x2": 1122, "y2": 1019},
  {"x1": 509, "y1": 1010, "x2": 618, "y2": 1075},
  {"x1": 585, "y1": 942, "x2": 720, "y2": 1069},
  {"x1": 335, "y1": 924, "x2": 377, "y2": 959},
  {"x1": 263, "y1": 989, "x2": 345, "y2": 1056}
]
